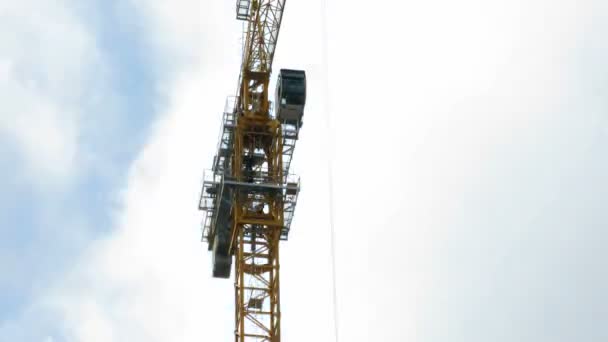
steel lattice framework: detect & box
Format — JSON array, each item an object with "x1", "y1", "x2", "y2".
[
  {"x1": 232, "y1": 116, "x2": 284, "y2": 341},
  {"x1": 199, "y1": 0, "x2": 301, "y2": 341},
  {"x1": 237, "y1": 0, "x2": 287, "y2": 116}
]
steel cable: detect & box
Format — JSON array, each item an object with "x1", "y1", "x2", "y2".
[{"x1": 320, "y1": 0, "x2": 339, "y2": 341}]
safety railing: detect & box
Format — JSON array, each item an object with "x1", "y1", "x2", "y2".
[
  {"x1": 212, "y1": 106, "x2": 237, "y2": 173},
  {"x1": 199, "y1": 169, "x2": 301, "y2": 242}
]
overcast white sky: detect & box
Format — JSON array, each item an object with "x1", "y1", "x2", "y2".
[{"x1": 1, "y1": 0, "x2": 608, "y2": 341}]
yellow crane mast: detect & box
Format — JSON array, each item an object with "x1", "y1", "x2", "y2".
[{"x1": 198, "y1": 0, "x2": 306, "y2": 341}]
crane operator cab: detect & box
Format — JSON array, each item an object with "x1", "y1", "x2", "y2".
[{"x1": 275, "y1": 69, "x2": 306, "y2": 127}]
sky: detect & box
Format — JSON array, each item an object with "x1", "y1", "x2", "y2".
[{"x1": 1, "y1": 0, "x2": 607, "y2": 341}]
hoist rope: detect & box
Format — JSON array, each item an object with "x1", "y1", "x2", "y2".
[{"x1": 320, "y1": 0, "x2": 339, "y2": 341}]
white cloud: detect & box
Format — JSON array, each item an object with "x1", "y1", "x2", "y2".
[
  {"x1": 0, "y1": 73, "x2": 79, "y2": 181},
  {"x1": 125, "y1": 0, "x2": 240, "y2": 70},
  {"x1": 39, "y1": 67, "x2": 234, "y2": 341},
  {"x1": 0, "y1": 1, "x2": 103, "y2": 183},
  {"x1": 3, "y1": 0, "x2": 607, "y2": 341}
]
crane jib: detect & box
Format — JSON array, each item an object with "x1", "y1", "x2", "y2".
[{"x1": 237, "y1": 0, "x2": 287, "y2": 114}]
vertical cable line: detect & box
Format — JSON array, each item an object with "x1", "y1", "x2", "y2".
[{"x1": 321, "y1": 0, "x2": 339, "y2": 341}]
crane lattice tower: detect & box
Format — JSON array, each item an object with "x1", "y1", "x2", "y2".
[{"x1": 198, "y1": 0, "x2": 306, "y2": 340}]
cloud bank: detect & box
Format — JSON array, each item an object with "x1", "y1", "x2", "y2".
[{"x1": 2, "y1": 0, "x2": 608, "y2": 341}]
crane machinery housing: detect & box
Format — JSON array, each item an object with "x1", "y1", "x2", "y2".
[{"x1": 198, "y1": 0, "x2": 306, "y2": 340}]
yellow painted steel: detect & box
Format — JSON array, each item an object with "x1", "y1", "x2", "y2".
[
  {"x1": 237, "y1": 0, "x2": 286, "y2": 118},
  {"x1": 201, "y1": 0, "x2": 291, "y2": 340},
  {"x1": 231, "y1": 1, "x2": 288, "y2": 340},
  {"x1": 231, "y1": 117, "x2": 284, "y2": 341}
]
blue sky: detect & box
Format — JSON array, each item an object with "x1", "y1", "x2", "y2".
[
  {"x1": 1, "y1": 1, "x2": 234, "y2": 340},
  {"x1": 1, "y1": 0, "x2": 608, "y2": 341},
  {"x1": 0, "y1": 0, "x2": 158, "y2": 334}
]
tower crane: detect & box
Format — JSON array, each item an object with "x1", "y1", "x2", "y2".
[{"x1": 198, "y1": 0, "x2": 306, "y2": 340}]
